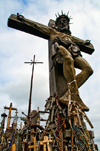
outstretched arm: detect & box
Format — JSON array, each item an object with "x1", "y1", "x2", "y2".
[
  {"x1": 17, "y1": 13, "x2": 52, "y2": 37},
  {"x1": 8, "y1": 13, "x2": 55, "y2": 40}
]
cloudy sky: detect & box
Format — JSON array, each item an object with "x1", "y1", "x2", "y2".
[{"x1": 0, "y1": 0, "x2": 100, "y2": 148}]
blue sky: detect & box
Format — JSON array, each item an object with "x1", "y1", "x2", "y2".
[{"x1": 0, "y1": 0, "x2": 100, "y2": 148}]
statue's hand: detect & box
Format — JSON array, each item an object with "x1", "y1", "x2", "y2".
[
  {"x1": 52, "y1": 36, "x2": 62, "y2": 45},
  {"x1": 17, "y1": 13, "x2": 25, "y2": 21},
  {"x1": 64, "y1": 40, "x2": 72, "y2": 45},
  {"x1": 84, "y1": 40, "x2": 91, "y2": 45}
]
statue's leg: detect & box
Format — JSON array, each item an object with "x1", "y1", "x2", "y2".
[
  {"x1": 57, "y1": 45, "x2": 78, "y2": 93},
  {"x1": 58, "y1": 45, "x2": 89, "y2": 111},
  {"x1": 74, "y1": 56, "x2": 93, "y2": 88}
]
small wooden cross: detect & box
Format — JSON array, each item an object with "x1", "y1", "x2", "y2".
[
  {"x1": 28, "y1": 135, "x2": 38, "y2": 151},
  {"x1": 40, "y1": 136, "x2": 53, "y2": 151},
  {"x1": 4, "y1": 103, "x2": 17, "y2": 129}
]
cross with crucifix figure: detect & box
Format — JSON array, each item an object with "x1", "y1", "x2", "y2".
[
  {"x1": 4, "y1": 103, "x2": 17, "y2": 129},
  {"x1": 7, "y1": 11, "x2": 95, "y2": 111}
]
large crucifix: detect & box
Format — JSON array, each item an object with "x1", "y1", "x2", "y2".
[{"x1": 7, "y1": 11, "x2": 95, "y2": 111}]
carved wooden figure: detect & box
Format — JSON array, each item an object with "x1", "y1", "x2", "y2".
[{"x1": 8, "y1": 11, "x2": 95, "y2": 111}]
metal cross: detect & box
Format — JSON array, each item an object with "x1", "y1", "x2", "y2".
[{"x1": 25, "y1": 55, "x2": 43, "y2": 121}]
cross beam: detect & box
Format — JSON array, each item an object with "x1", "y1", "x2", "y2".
[
  {"x1": 8, "y1": 14, "x2": 49, "y2": 40},
  {"x1": 7, "y1": 13, "x2": 95, "y2": 55}
]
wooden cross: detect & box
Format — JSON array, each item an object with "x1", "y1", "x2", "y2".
[
  {"x1": 40, "y1": 136, "x2": 53, "y2": 151},
  {"x1": 7, "y1": 13, "x2": 95, "y2": 99},
  {"x1": 8, "y1": 13, "x2": 94, "y2": 55},
  {"x1": 4, "y1": 103, "x2": 17, "y2": 129},
  {"x1": 28, "y1": 135, "x2": 38, "y2": 151}
]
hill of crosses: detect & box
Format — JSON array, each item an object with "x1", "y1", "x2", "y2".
[{"x1": 0, "y1": 11, "x2": 99, "y2": 151}]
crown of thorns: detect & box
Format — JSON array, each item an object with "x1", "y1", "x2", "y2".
[{"x1": 55, "y1": 11, "x2": 72, "y2": 25}]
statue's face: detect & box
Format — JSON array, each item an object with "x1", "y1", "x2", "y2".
[{"x1": 56, "y1": 17, "x2": 69, "y2": 32}]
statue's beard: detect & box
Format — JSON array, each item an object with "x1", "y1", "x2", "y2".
[{"x1": 57, "y1": 26, "x2": 69, "y2": 34}]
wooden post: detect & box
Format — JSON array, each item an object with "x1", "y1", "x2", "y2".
[
  {"x1": 20, "y1": 122, "x2": 22, "y2": 130},
  {"x1": 12, "y1": 144, "x2": 16, "y2": 151},
  {"x1": 65, "y1": 146, "x2": 68, "y2": 151},
  {"x1": 22, "y1": 139, "x2": 25, "y2": 151},
  {"x1": 37, "y1": 107, "x2": 40, "y2": 126},
  {"x1": 72, "y1": 111, "x2": 78, "y2": 126}
]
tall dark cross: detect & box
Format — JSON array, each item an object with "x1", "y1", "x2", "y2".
[
  {"x1": 25, "y1": 55, "x2": 43, "y2": 120},
  {"x1": 8, "y1": 13, "x2": 95, "y2": 99}
]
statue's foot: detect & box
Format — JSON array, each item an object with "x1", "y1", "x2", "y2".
[
  {"x1": 59, "y1": 92, "x2": 89, "y2": 112},
  {"x1": 72, "y1": 93, "x2": 89, "y2": 111},
  {"x1": 59, "y1": 92, "x2": 69, "y2": 105}
]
